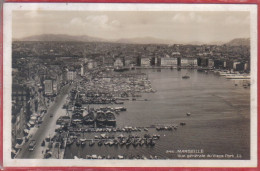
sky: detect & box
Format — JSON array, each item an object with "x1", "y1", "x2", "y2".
[{"x1": 12, "y1": 11, "x2": 250, "y2": 44}]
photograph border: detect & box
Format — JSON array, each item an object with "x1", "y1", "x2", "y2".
[{"x1": 1, "y1": 0, "x2": 259, "y2": 170}]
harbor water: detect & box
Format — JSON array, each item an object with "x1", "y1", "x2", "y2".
[{"x1": 64, "y1": 69, "x2": 250, "y2": 159}]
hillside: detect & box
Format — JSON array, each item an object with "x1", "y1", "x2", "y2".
[{"x1": 225, "y1": 38, "x2": 250, "y2": 46}]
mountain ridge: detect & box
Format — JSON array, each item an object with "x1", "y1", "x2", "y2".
[
  {"x1": 14, "y1": 34, "x2": 250, "y2": 46},
  {"x1": 224, "y1": 38, "x2": 250, "y2": 46}
]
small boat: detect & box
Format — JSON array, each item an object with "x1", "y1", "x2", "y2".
[
  {"x1": 89, "y1": 140, "x2": 95, "y2": 146},
  {"x1": 80, "y1": 138, "x2": 87, "y2": 142},
  {"x1": 149, "y1": 139, "x2": 155, "y2": 146},
  {"x1": 118, "y1": 134, "x2": 125, "y2": 139},
  {"x1": 118, "y1": 155, "x2": 124, "y2": 159},
  {"x1": 81, "y1": 141, "x2": 86, "y2": 146},
  {"x1": 120, "y1": 140, "x2": 126, "y2": 146},
  {"x1": 152, "y1": 135, "x2": 160, "y2": 140},
  {"x1": 182, "y1": 75, "x2": 190, "y2": 79},
  {"x1": 91, "y1": 154, "x2": 98, "y2": 159},
  {"x1": 114, "y1": 101, "x2": 124, "y2": 104},
  {"x1": 126, "y1": 141, "x2": 131, "y2": 147},
  {"x1": 113, "y1": 139, "x2": 119, "y2": 146},
  {"x1": 76, "y1": 140, "x2": 81, "y2": 146},
  {"x1": 139, "y1": 139, "x2": 145, "y2": 146},
  {"x1": 180, "y1": 122, "x2": 186, "y2": 126},
  {"x1": 100, "y1": 134, "x2": 106, "y2": 139},
  {"x1": 98, "y1": 140, "x2": 103, "y2": 146},
  {"x1": 133, "y1": 140, "x2": 138, "y2": 147},
  {"x1": 109, "y1": 141, "x2": 114, "y2": 146}
]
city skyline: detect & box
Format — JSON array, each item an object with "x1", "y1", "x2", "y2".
[{"x1": 13, "y1": 11, "x2": 250, "y2": 44}]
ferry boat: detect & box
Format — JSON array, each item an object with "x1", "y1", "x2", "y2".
[
  {"x1": 96, "y1": 111, "x2": 106, "y2": 128},
  {"x1": 114, "y1": 101, "x2": 124, "y2": 104},
  {"x1": 114, "y1": 66, "x2": 130, "y2": 72},
  {"x1": 218, "y1": 70, "x2": 239, "y2": 76},
  {"x1": 83, "y1": 112, "x2": 95, "y2": 126},
  {"x1": 225, "y1": 75, "x2": 250, "y2": 80},
  {"x1": 182, "y1": 75, "x2": 190, "y2": 79},
  {"x1": 106, "y1": 112, "x2": 116, "y2": 127},
  {"x1": 217, "y1": 70, "x2": 229, "y2": 75},
  {"x1": 220, "y1": 73, "x2": 238, "y2": 76},
  {"x1": 114, "y1": 107, "x2": 127, "y2": 111}
]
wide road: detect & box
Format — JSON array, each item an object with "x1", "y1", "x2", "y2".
[{"x1": 16, "y1": 83, "x2": 74, "y2": 159}]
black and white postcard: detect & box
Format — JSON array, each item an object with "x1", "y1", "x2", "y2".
[{"x1": 3, "y1": 3, "x2": 258, "y2": 168}]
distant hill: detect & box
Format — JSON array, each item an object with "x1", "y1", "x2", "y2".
[
  {"x1": 15, "y1": 34, "x2": 250, "y2": 46},
  {"x1": 225, "y1": 38, "x2": 250, "y2": 46},
  {"x1": 116, "y1": 37, "x2": 175, "y2": 45},
  {"x1": 17, "y1": 34, "x2": 176, "y2": 44},
  {"x1": 18, "y1": 34, "x2": 106, "y2": 42}
]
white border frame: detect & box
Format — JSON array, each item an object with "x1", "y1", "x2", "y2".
[{"x1": 3, "y1": 3, "x2": 258, "y2": 167}]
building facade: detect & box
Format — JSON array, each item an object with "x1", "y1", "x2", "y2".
[
  {"x1": 141, "y1": 57, "x2": 150, "y2": 67},
  {"x1": 12, "y1": 84, "x2": 31, "y2": 145},
  {"x1": 67, "y1": 70, "x2": 77, "y2": 81},
  {"x1": 44, "y1": 79, "x2": 53, "y2": 96},
  {"x1": 208, "y1": 59, "x2": 214, "y2": 68},
  {"x1": 114, "y1": 58, "x2": 124, "y2": 67},
  {"x1": 181, "y1": 58, "x2": 198, "y2": 67},
  {"x1": 160, "y1": 57, "x2": 178, "y2": 67}
]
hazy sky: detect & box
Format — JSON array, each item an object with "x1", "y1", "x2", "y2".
[{"x1": 12, "y1": 11, "x2": 250, "y2": 43}]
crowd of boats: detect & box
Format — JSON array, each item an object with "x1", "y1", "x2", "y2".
[
  {"x1": 42, "y1": 122, "x2": 185, "y2": 159},
  {"x1": 45, "y1": 69, "x2": 193, "y2": 159},
  {"x1": 64, "y1": 123, "x2": 183, "y2": 134},
  {"x1": 66, "y1": 133, "x2": 160, "y2": 147},
  {"x1": 55, "y1": 106, "x2": 128, "y2": 133},
  {"x1": 76, "y1": 154, "x2": 161, "y2": 160},
  {"x1": 75, "y1": 71, "x2": 156, "y2": 105}
]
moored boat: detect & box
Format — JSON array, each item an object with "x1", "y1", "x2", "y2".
[
  {"x1": 182, "y1": 74, "x2": 190, "y2": 79},
  {"x1": 96, "y1": 111, "x2": 106, "y2": 128},
  {"x1": 83, "y1": 112, "x2": 95, "y2": 126}
]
